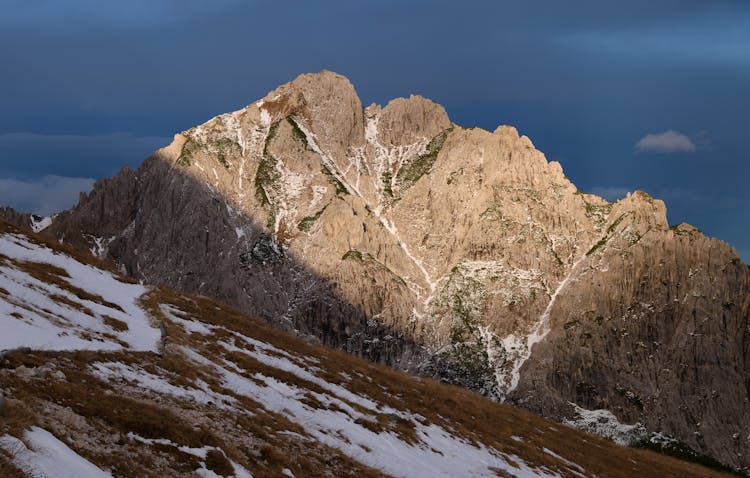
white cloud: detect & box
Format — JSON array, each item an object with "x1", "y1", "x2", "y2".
[
  {"x1": 0, "y1": 175, "x2": 95, "y2": 216},
  {"x1": 635, "y1": 130, "x2": 696, "y2": 154}
]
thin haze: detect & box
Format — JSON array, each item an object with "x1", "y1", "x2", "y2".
[{"x1": 0, "y1": 0, "x2": 748, "y2": 261}]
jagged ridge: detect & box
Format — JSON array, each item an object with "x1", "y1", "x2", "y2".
[{"x1": 33, "y1": 70, "x2": 750, "y2": 472}]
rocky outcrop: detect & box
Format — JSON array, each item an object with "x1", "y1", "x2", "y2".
[
  {"x1": 41, "y1": 70, "x2": 750, "y2": 471},
  {"x1": 0, "y1": 207, "x2": 33, "y2": 230},
  {"x1": 513, "y1": 204, "x2": 750, "y2": 468},
  {"x1": 0, "y1": 206, "x2": 53, "y2": 233}
]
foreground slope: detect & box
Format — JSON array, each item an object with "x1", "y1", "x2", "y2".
[
  {"x1": 0, "y1": 220, "x2": 734, "y2": 477},
  {"x1": 40, "y1": 71, "x2": 750, "y2": 470}
]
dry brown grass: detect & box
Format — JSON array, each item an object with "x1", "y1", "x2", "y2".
[
  {"x1": 0, "y1": 228, "x2": 392, "y2": 477},
  {"x1": 205, "y1": 449, "x2": 234, "y2": 476},
  {"x1": 0, "y1": 453, "x2": 26, "y2": 478},
  {"x1": 50, "y1": 293, "x2": 94, "y2": 316},
  {"x1": 140, "y1": 288, "x2": 736, "y2": 478},
  {"x1": 0, "y1": 218, "x2": 137, "y2": 283},
  {"x1": 102, "y1": 314, "x2": 129, "y2": 332},
  {"x1": 261, "y1": 96, "x2": 291, "y2": 116},
  {"x1": 3, "y1": 353, "x2": 219, "y2": 448},
  {"x1": 0, "y1": 396, "x2": 37, "y2": 439},
  {"x1": 10, "y1": 256, "x2": 124, "y2": 312},
  {"x1": 2, "y1": 347, "x2": 390, "y2": 478}
]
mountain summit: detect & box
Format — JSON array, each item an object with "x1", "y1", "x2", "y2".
[{"x1": 28, "y1": 71, "x2": 750, "y2": 471}]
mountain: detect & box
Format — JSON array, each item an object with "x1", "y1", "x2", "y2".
[
  {"x1": 0, "y1": 207, "x2": 50, "y2": 233},
  {"x1": 32, "y1": 71, "x2": 750, "y2": 471},
  {"x1": 1, "y1": 219, "x2": 734, "y2": 477}
]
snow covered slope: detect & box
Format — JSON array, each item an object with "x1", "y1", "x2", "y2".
[
  {"x1": 0, "y1": 228, "x2": 159, "y2": 352},
  {"x1": 0, "y1": 221, "x2": 733, "y2": 477},
  {"x1": 1, "y1": 427, "x2": 113, "y2": 478}
]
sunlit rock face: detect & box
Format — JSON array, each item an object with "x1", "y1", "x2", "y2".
[
  {"x1": 44, "y1": 70, "x2": 750, "y2": 471},
  {"x1": 1, "y1": 220, "x2": 728, "y2": 478}
]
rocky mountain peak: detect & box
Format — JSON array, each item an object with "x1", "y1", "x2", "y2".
[
  {"x1": 613, "y1": 189, "x2": 669, "y2": 230},
  {"x1": 373, "y1": 95, "x2": 451, "y2": 147},
  {"x1": 39, "y1": 71, "x2": 750, "y2": 472},
  {"x1": 262, "y1": 70, "x2": 364, "y2": 152}
]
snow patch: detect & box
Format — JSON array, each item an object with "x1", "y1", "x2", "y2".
[
  {"x1": 0, "y1": 233, "x2": 160, "y2": 352},
  {"x1": 30, "y1": 216, "x2": 52, "y2": 233},
  {"x1": 0, "y1": 427, "x2": 112, "y2": 478},
  {"x1": 161, "y1": 305, "x2": 218, "y2": 336},
  {"x1": 500, "y1": 251, "x2": 590, "y2": 398},
  {"x1": 259, "y1": 108, "x2": 271, "y2": 127},
  {"x1": 179, "y1": 347, "x2": 558, "y2": 478},
  {"x1": 564, "y1": 404, "x2": 648, "y2": 446},
  {"x1": 542, "y1": 447, "x2": 588, "y2": 478},
  {"x1": 128, "y1": 433, "x2": 253, "y2": 478},
  {"x1": 89, "y1": 361, "x2": 235, "y2": 409},
  {"x1": 84, "y1": 234, "x2": 115, "y2": 259}
]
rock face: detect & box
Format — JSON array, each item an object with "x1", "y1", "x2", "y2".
[
  {"x1": 0, "y1": 207, "x2": 31, "y2": 228},
  {"x1": 43, "y1": 70, "x2": 750, "y2": 470},
  {"x1": 0, "y1": 207, "x2": 54, "y2": 233}
]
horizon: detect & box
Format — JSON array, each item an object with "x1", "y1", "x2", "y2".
[{"x1": 0, "y1": 0, "x2": 748, "y2": 262}]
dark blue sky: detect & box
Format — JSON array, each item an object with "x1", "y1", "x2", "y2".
[{"x1": 1, "y1": 0, "x2": 748, "y2": 261}]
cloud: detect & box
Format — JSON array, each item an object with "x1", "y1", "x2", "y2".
[
  {"x1": 0, "y1": 175, "x2": 95, "y2": 216},
  {"x1": 635, "y1": 130, "x2": 696, "y2": 154}
]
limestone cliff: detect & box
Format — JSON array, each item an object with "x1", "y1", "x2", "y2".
[{"x1": 43, "y1": 71, "x2": 750, "y2": 471}]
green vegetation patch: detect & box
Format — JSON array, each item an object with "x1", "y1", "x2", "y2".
[
  {"x1": 381, "y1": 171, "x2": 394, "y2": 198},
  {"x1": 177, "y1": 136, "x2": 240, "y2": 169},
  {"x1": 322, "y1": 164, "x2": 349, "y2": 196},
  {"x1": 549, "y1": 247, "x2": 563, "y2": 266},
  {"x1": 448, "y1": 291, "x2": 482, "y2": 343},
  {"x1": 286, "y1": 115, "x2": 309, "y2": 148},
  {"x1": 586, "y1": 237, "x2": 610, "y2": 256},
  {"x1": 479, "y1": 205, "x2": 515, "y2": 230},
  {"x1": 584, "y1": 202, "x2": 613, "y2": 219},
  {"x1": 606, "y1": 213, "x2": 629, "y2": 234},
  {"x1": 297, "y1": 203, "x2": 329, "y2": 232},
  {"x1": 341, "y1": 249, "x2": 406, "y2": 285},
  {"x1": 341, "y1": 249, "x2": 364, "y2": 261},
  {"x1": 422, "y1": 339, "x2": 498, "y2": 397},
  {"x1": 628, "y1": 226, "x2": 651, "y2": 247},
  {"x1": 446, "y1": 169, "x2": 462, "y2": 185},
  {"x1": 669, "y1": 224, "x2": 701, "y2": 236},
  {"x1": 176, "y1": 138, "x2": 202, "y2": 166},
  {"x1": 396, "y1": 127, "x2": 453, "y2": 192},
  {"x1": 255, "y1": 121, "x2": 282, "y2": 228},
  {"x1": 215, "y1": 138, "x2": 241, "y2": 169}
]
